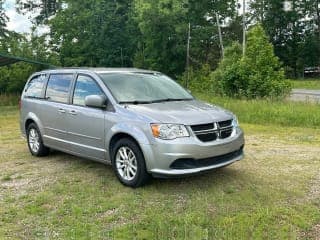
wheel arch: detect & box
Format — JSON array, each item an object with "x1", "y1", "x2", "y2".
[
  {"x1": 108, "y1": 132, "x2": 151, "y2": 187},
  {"x1": 109, "y1": 132, "x2": 143, "y2": 160},
  {"x1": 24, "y1": 112, "x2": 44, "y2": 136},
  {"x1": 25, "y1": 119, "x2": 35, "y2": 131}
]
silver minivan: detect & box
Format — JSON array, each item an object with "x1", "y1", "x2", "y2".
[{"x1": 20, "y1": 68, "x2": 244, "y2": 187}]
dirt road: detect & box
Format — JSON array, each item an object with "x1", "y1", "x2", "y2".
[{"x1": 290, "y1": 89, "x2": 320, "y2": 103}]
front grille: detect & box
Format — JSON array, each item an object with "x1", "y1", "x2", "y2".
[
  {"x1": 196, "y1": 132, "x2": 218, "y2": 142},
  {"x1": 170, "y1": 146, "x2": 244, "y2": 169},
  {"x1": 218, "y1": 120, "x2": 232, "y2": 128},
  {"x1": 191, "y1": 123, "x2": 214, "y2": 132},
  {"x1": 220, "y1": 128, "x2": 233, "y2": 139},
  {"x1": 191, "y1": 119, "x2": 233, "y2": 142}
]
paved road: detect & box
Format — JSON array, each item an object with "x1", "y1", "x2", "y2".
[{"x1": 290, "y1": 89, "x2": 320, "y2": 103}]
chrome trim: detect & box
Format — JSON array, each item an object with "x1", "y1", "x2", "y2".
[
  {"x1": 219, "y1": 126, "x2": 233, "y2": 130},
  {"x1": 43, "y1": 135, "x2": 106, "y2": 152},
  {"x1": 193, "y1": 130, "x2": 217, "y2": 135},
  {"x1": 45, "y1": 127, "x2": 66, "y2": 134},
  {"x1": 191, "y1": 121, "x2": 234, "y2": 141},
  {"x1": 68, "y1": 131, "x2": 101, "y2": 140}
]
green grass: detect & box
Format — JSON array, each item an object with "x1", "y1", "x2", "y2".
[
  {"x1": 1, "y1": 175, "x2": 12, "y2": 181},
  {"x1": 0, "y1": 93, "x2": 20, "y2": 106},
  {"x1": 290, "y1": 78, "x2": 320, "y2": 90},
  {"x1": 195, "y1": 93, "x2": 320, "y2": 128},
  {"x1": 0, "y1": 101, "x2": 320, "y2": 239}
]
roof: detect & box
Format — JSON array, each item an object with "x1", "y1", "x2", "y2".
[
  {"x1": 0, "y1": 53, "x2": 56, "y2": 68},
  {"x1": 39, "y1": 67, "x2": 158, "y2": 74},
  {"x1": 94, "y1": 68, "x2": 156, "y2": 73}
]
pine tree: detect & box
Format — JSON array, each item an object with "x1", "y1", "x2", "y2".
[{"x1": 211, "y1": 25, "x2": 291, "y2": 99}]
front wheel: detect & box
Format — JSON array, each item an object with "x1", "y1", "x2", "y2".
[
  {"x1": 27, "y1": 123, "x2": 50, "y2": 157},
  {"x1": 112, "y1": 138, "x2": 150, "y2": 188}
]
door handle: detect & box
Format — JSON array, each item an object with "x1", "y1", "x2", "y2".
[
  {"x1": 58, "y1": 109, "x2": 66, "y2": 113},
  {"x1": 69, "y1": 110, "x2": 77, "y2": 115}
]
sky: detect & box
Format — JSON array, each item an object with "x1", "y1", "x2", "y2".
[
  {"x1": 3, "y1": 0, "x2": 33, "y2": 33},
  {"x1": 3, "y1": 0, "x2": 49, "y2": 35}
]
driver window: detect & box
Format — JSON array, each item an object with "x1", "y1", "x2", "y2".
[{"x1": 73, "y1": 75, "x2": 104, "y2": 106}]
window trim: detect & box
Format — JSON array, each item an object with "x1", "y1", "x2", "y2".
[
  {"x1": 24, "y1": 74, "x2": 48, "y2": 99},
  {"x1": 71, "y1": 73, "x2": 107, "y2": 108},
  {"x1": 44, "y1": 73, "x2": 75, "y2": 104}
]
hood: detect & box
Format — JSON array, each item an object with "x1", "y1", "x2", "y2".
[{"x1": 125, "y1": 100, "x2": 233, "y2": 125}]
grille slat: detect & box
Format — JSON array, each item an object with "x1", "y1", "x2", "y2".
[
  {"x1": 220, "y1": 128, "x2": 233, "y2": 139},
  {"x1": 196, "y1": 132, "x2": 217, "y2": 142},
  {"x1": 191, "y1": 123, "x2": 214, "y2": 132},
  {"x1": 218, "y1": 120, "x2": 232, "y2": 128},
  {"x1": 191, "y1": 119, "x2": 233, "y2": 142}
]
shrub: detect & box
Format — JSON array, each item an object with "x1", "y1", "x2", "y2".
[
  {"x1": 211, "y1": 25, "x2": 291, "y2": 99},
  {"x1": 178, "y1": 64, "x2": 212, "y2": 93}
]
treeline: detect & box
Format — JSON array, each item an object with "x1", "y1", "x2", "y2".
[{"x1": 0, "y1": 0, "x2": 319, "y2": 95}]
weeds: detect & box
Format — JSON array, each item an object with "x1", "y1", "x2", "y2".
[{"x1": 195, "y1": 93, "x2": 320, "y2": 128}]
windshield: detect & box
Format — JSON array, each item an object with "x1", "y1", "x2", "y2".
[{"x1": 99, "y1": 72, "x2": 193, "y2": 104}]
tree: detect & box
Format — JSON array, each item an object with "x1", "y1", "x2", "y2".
[
  {"x1": 187, "y1": 0, "x2": 241, "y2": 68},
  {"x1": 249, "y1": 0, "x2": 320, "y2": 78},
  {"x1": 16, "y1": 0, "x2": 61, "y2": 24},
  {"x1": 0, "y1": 30, "x2": 57, "y2": 94},
  {"x1": 0, "y1": 0, "x2": 9, "y2": 40},
  {"x1": 133, "y1": 0, "x2": 241, "y2": 77},
  {"x1": 211, "y1": 25, "x2": 291, "y2": 99},
  {"x1": 14, "y1": 0, "x2": 244, "y2": 78},
  {"x1": 132, "y1": 0, "x2": 188, "y2": 76},
  {"x1": 49, "y1": 0, "x2": 136, "y2": 67}
]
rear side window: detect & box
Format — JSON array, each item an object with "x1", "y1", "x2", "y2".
[
  {"x1": 73, "y1": 75, "x2": 104, "y2": 106},
  {"x1": 45, "y1": 74, "x2": 73, "y2": 103},
  {"x1": 24, "y1": 74, "x2": 46, "y2": 98}
]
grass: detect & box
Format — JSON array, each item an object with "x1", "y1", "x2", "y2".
[
  {"x1": 195, "y1": 93, "x2": 320, "y2": 128},
  {"x1": 1, "y1": 175, "x2": 12, "y2": 181},
  {"x1": 0, "y1": 98, "x2": 320, "y2": 239},
  {"x1": 0, "y1": 93, "x2": 20, "y2": 106},
  {"x1": 290, "y1": 78, "x2": 320, "y2": 90}
]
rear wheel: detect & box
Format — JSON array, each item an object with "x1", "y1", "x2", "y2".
[
  {"x1": 112, "y1": 138, "x2": 150, "y2": 187},
  {"x1": 27, "y1": 123, "x2": 49, "y2": 157}
]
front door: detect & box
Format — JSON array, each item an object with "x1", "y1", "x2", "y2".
[{"x1": 65, "y1": 74, "x2": 106, "y2": 161}]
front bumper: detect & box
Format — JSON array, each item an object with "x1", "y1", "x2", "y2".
[{"x1": 141, "y1": 127, "x2": 245, "y2": 176}]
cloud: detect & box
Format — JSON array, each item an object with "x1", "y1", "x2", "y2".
[
  {"x1": 3, "y1": 0, "x2": 15, "y2": 10},
  {"x1": 4, "y1": 0, "x2": 49, "y2": 35},
  {"x1": 6, "y1": 8, "x2": 33, "y2": 33}
]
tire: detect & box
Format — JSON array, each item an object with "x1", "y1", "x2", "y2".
[
  {"x1": 27, "y1": 123, "x2": 50, "y2": 157},
  {"x1": 112, "y1": 138, "x2": 150, "y2": 188}
]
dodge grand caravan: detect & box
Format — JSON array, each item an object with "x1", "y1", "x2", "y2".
[{"x1": 20, "y1": 68, "x2": 244, "y2": 187}]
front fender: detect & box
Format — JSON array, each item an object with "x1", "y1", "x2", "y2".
[
  {"x1": 106, "y1": 123, "x2": 152, "y2": 147},
  {"x1": 105, "y1": 122, "x2": 154, "y2": 163}
]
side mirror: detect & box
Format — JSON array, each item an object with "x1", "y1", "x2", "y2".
[{"x1": 85, "y1": 95, "x2": 107, "y2": 108}]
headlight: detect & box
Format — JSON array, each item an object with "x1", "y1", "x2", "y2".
[
  {"x1": 151, "y1": 124, "x2": 189, "y2": 140},
  {"x1": 232, "y1": 116, "x2": 239, "y2": 128}
]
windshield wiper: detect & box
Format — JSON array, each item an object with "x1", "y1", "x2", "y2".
[
  {"x1": 152, "y1": 98, "x2": 194, "y2": 103},
  {"x1": 119, "y1": 100, "x2": 154, "y2": 105},
  {"x1": 119, "y1": 98, "x2": 193, "y2": 105}
]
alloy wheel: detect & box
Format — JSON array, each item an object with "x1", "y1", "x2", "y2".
[{"x1": 115, "y1": 146, "x2": 138, "y2": 181}]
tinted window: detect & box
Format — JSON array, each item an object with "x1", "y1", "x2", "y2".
[
  {"x1": 45, "y1": 74, "x2": 73, "y2": 103},
  {"x1": 73, "y1": 75, "x2": 104, "y2": 106},
  {"x1": 25, "y1": 74, "x2": 46, "y2": 98}
]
